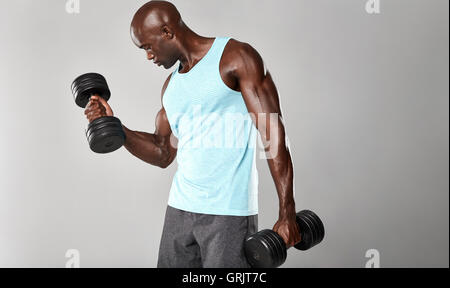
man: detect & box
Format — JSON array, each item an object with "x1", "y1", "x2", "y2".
[{"x1": 85, "y1": 0, "x2": 300, "y2": 268}]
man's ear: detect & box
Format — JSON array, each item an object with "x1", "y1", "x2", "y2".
[{"x1": 161, "y1": 25, "x2": 174, "y2": 39}]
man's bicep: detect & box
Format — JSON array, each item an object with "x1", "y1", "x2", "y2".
[
  {"x1": 155, "y1": 108, "x2": 172, "y2": 137},
  {"x1": 155, "y1": 107, "x2": 178, "y2": 162},
  {"x1": 156, "y1": 73, "x2": 175, "y2": 137}
]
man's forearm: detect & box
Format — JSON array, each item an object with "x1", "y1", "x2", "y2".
[
  {"x1": 122, "y1": 125, "x2": 171, "y2": 168},
  {"x1": 278, "y1": 152, "x2": 296, "y2": 219},
  {"x1": 264, "y1": 116, "x2": 297, "y2": 220},
  {"x1": 269, "y1": 148, "x2": 296, "y2": 220}
]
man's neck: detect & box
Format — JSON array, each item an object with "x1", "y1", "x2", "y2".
[{"x1": 177, "y1": 30, "x2": 215, "y2": 72}]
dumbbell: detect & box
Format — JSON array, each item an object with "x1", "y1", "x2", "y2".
[
  {"x1": 71, "y1": 73, "x2": 126, "y2": 154},
  {"x1": 244, "y1": 210, "x2": 325, "y2": 268}
]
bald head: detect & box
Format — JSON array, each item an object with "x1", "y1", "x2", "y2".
[
  {"x1": 130, "y1": 1, "x2": 186, "y2": 69},
  {"x1": 131, "y1": 1, "x2": 182, "y2": 47}
]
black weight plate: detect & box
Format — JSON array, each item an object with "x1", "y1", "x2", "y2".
[
  {"x1": 88, "y1": 124, "x2": 125, "y2": 141},
  {"x1": 261, "y1": 231, "x2": 283, "y2": 267},
  {"x1": 294, "y1": 213, "x2": 313, "y2": 251},
  {"x1": 73, "y1": 85, "x2": 109, "y2": 108},
  {"x1": 271, "y1": 232, "x2": 286, "y2": 267},
  {"x1": 254, "y1": 231, "x2": 278, "y2": 264},
  {"x1": 257, "y1": 232, "x2": 281, "y2": 268},
  {"x1": 75, "y1": 87, "x2": 110, "y2": 109},
  {"x1": 87, "y1": 116, "x2": 120, "y2": 129},
  {"x1": 246, "y1": 235, "x2": 273, "y2": 268},
  {"x1": 72, "y1": 73, "x2": 111, "y2": 108},
  {"x1": 271, "y1": 231, "x2": 287, "y2": 266},
  {"x1": 86, "y1": 117, "x2": 123, "y2": 138},
  {"x1": 72, "y1": 73, "x2": 107, "y2": 90},
  {"x1": 87, "y1": 118, "x2": 121, "y2": 131},
  {"x1": 298, "y1": 211, "x2": 318, "y2": 249},
  {"x1": 72, "y1": 73, "x2": 109, "y2": 94},
  {"x1": 294, "y1": 212, "x2": 314, "y2": 251},
  {"x1": 298, "y1": 211, "x2": 316, "y2": 241},
  {"x1": 267, "y1": 231, "x2": 287, "y2": 267},
  {"x1": 89, "y1": 130, "x2": 125, "y2": 154},
  {"x1": 298, "y1": 211, "x2": 319, "y2": 244},
  {"x1": 244, "y1": 235, "x2": 266, "y2": 268},
  {"x1": 299, "y1": 211, "x2": 320, "y2": 248},
  {"x1": 87, "y1": 123, "x2": 123, "y2": 139},
  {"x1": 244, "y1": 231, "x2": 275, "y2": 268},
  {"x1": 88, "y1": 130, "x2": 124, "y2": 150},
  {"x1": 86, "y1": 120, "x2": 122, "y2": 139},
  {"x1": 300, "y1": 210, "x2": 324, "y2": 245},
  {"x1": 87, "y1": 122, "x2": 124, "y2": 139},
  {"x1": 89, "y1": 134, "x2": 124, "y2": 154},
  {"x1": 303, "y1": 210, "x2": 325, "y2": 244},
  {"x1": 87, "y1": 128, "x2": 125, "y2": 148}
]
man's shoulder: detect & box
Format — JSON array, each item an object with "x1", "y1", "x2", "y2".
[
  {"x1": 224, "y1": 38, "x2": 257, "y2": 56},
  {"x1": 223, "y1": 38, "x2": 261, "y2": 67}
]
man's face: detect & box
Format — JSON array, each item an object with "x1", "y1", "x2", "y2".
[{"x1": 131, "y1": 27, "x2": 178, "y2": 69}]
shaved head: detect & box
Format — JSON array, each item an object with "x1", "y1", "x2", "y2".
[
  {"x1": 131, "y1": 0, "x2": 181, "y2": 44},
  {"x1": 130, "y1": 1, "x2": 213, "y2": 71},
  {"x1": 130, "y1": 1, "x2": 185, "y2": 69}
]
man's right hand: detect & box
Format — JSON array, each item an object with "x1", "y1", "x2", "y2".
[{"x1": 84, "y1": 95, "x2": 114, "y2": 123}]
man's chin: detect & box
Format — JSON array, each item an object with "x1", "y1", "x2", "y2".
[{"x1": 161, "y1": 61, "x2": 178, "y2": 70}]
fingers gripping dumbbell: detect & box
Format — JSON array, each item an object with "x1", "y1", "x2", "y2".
[
  {"x1": 71, "y1": 73, "x2": 126, "y2": 154},
  {"x1": 244, "y1": 210, "x2": 325, "y2": 268}
]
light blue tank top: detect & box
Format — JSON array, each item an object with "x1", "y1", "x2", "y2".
[{"x1": 162, "y1": 37, "x2": 259, "y2": 216}]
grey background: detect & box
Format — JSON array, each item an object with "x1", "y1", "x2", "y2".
[{"x1": 0, "y1": 0, "x2": 448, "y2": 268}]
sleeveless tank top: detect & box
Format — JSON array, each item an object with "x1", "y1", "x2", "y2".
[{"x1": 162, "y1": 37, "x2": 259, "y2": 216}]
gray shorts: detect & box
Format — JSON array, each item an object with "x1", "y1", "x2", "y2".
[{"x1": 157, "y1": 205, "x2": 258, "y2": 268}]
